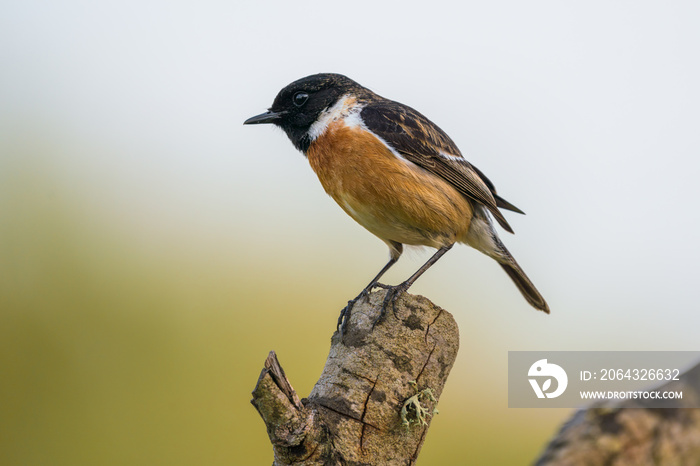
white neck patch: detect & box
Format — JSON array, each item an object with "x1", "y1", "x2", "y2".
[
  {"x1": 308, "y1": 94, "x2": 364, "y2": 140},
  {"x1": 306, "y1": 94, "x2": 415, "y2": 167}
]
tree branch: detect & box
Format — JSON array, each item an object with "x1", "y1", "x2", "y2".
[{"x1": 251, "y1": 290, "x2": 460, "y2": 465}]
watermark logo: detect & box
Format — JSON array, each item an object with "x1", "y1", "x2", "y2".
[
  {"x1": 528, "y1": 359, "x2": 568, "y2": 399},
  {"x1": 510, "y1": 351, "x2": 699, "y2": 408}
]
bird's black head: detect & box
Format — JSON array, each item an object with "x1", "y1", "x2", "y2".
[{"x1": 244, "y1": 73, "x2": 371, "y2": 152}]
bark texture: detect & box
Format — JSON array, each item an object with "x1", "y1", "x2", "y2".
[
  {"x1": 251, "y1": 289, "x2": 459, "y2": 465},
  {"x1": 536, "y1": 361, "x2": 700, "y2": 465}
]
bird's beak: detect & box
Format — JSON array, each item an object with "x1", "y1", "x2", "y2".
[{"x1": 243, "y1": 110, "x2": 285, "y2": 125}]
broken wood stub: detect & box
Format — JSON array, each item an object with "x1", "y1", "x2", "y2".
[{"x1": 251, "y1": 290, "x2": 460, "y2": 465}]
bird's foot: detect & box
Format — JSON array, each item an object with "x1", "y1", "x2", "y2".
[
  {"x1": 337, "y1": 289, "x2": 369, "y2": 338},
  {"x1": 373, "y1": 282, "x2": 410, "y2": 329},
  {"x1": 338, "y1": 283, "x2": 391, "y2": 338}
]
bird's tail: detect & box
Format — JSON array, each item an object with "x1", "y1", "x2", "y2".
[
  {"x1": 498, "y1": 256, "x2": 550, "y2": 314},
  {"x1": 464, "y1": 206, "x2": 550, "y2": 313}
]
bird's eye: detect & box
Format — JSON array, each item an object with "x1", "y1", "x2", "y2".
[{"x1": 293, "y1": 91, "x2": 309, "y2": 107}]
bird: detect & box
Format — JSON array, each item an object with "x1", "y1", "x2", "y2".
[{"x1": 244, "y1": 73, "x2": 549, "y2": 333}]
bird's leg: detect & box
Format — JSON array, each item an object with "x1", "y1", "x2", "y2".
[
  {"x1": 375, "y1": 243, "x2": 454, "y2": 328},
  {"x1": 338, "y1": 242, "x2": 402, "y2": 336}
]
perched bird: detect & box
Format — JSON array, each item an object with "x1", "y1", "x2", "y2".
[{"x1": 244, "y1": 73, "x2": 549, "y2": 332}]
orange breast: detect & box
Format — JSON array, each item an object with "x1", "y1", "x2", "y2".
[{"x1": 307, "y1": 121, "x2": 473, "y2": 248}]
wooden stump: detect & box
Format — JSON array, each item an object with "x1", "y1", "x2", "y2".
[{"x1": 251, "y1": 290, "x2": 459, "y2": 465}]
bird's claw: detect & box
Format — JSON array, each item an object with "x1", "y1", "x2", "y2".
[
  {"x1": 373, "y1": 283, "x2": 409, "y2": 329},
  {"x1": 338, "y1": 286, "x2": 375, "y2": 337},
  {"x1": 338, "y1": 282, "x2": 405, "y2": 338},
  {"x1": 337, "y1": 301, "x2": 354, "y2": 337}
]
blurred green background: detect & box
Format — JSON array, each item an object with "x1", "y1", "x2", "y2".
[{"x1": 2, "y1": 1, "x2": 699, "y2": 464}]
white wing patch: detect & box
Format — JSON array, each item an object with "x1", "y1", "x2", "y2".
[{"x1": 438, "y1": 150, "x2": 465, "y2": 162}]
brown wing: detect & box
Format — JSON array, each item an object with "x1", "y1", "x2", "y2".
[{"x1": 360, "y1": 100, "x2": 522, "y2": 233}]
